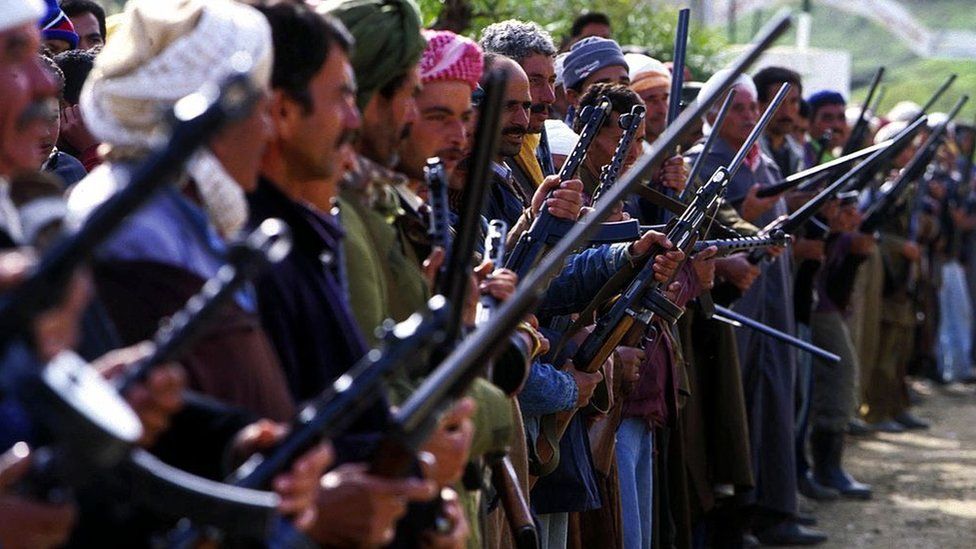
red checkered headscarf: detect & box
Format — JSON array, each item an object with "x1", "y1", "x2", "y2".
[{"x1": 420, "y1": 29, "x2": 483, "y2": 91}]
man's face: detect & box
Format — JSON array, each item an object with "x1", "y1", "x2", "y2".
[
  {"x1": 361, "y1": 65, "x2": 420, "y2": 168},
  {"x1": 811, "y1": 103, "x2": 847, "y2": 148},
  {"x1": 638, "y1": 85, "x2": 668, "y2": 140},
  {"x1": 584, "y1": 109, "x2": 645, "y2": 178},
  {"x1": 210, "y1": 92, "x2": 272, "y2": 192},
  {"x1": 520, "y1": 53, "x2": 555, "y2": 134},
  {"x1": 578, "y1": 23, "x2": 611, "y2": 40},
  {"x1": 274, "y1": 49, "x2": 360, "y2": 182},
  {"x1": 714, "y1": 85, "x2": 758, "y2": 149},
  {"x1": 398, "y1": 80, "x2": 472, "y2": 183},
  {"x1": 68, "y1": 11, "x2": 103, "y2": 51},
  {"x1": 763, "y1": 83, "x2": 799, "y2": 137},
  {"x1": 0, "y1": 24, "x2": 59, "y2": 177},
  {"x1": 497, "y1": 70, "x2": 531, "y2": 158},
  {"x1": 39, "y1": 103, "x2": 60, "y2": 162}
]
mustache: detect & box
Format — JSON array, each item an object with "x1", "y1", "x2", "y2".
[
  {"x1": 17, "y1": 98, "x2": 58, "y2": 128},
  {"x1": 438, "y1": 147, "x2": 464, "y2": 161},
  {"x1": 502, "y1": 125, "x2": 527, "y2": 137},
  {"x1": 530, "y1": 103, "x2": 549, "y2": 115}
]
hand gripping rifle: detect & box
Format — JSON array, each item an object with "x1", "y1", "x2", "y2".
[
  {"x1": 591, "y1": 105, "x2": 647, "y2": 206},
  {"x1": 530, "y1": 83, "x2": 792, "y2": 475},
  {"x1": 504, "y1": 97, "x2": 642, "y2": 278},
  {"x1": 860, "y1": 95, "x2": 969, "y2": 235},
  {"x1": 6, "y1": 221, "x2": 300, "y2": 545},
  {"x1": 0, "y1": 70, "x2": 259, "y2": 345}
]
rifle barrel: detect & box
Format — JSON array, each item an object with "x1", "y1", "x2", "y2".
[
  {"x1": 680, "y1": 88, "x2": 738, "y2": 202},
  {"x1": 729, "y1": 82, "x2": 791, "y2": 177},
  {"x1": 667, "y1": 8, "x2": 691, "y2": 126}
]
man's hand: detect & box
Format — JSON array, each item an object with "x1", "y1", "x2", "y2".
[
  {"x1": 741, "y1": 183, "x2": 780, "y2": 223},
  {"x1": 657, "y1": 155, "x2": 688, "y2": 193},
  {"x1": 310, "y1": 464, "x2": 436, "y2": 546},
  {"x1": 421, "y1": 246, "x2": 446, "y2": 293},
  {"x1": 613, "y1": 346, "x2": 645, "y2": 384},
  {"x1": 691, "y1": 245, "x2": 718, "y2": 292},
  {"x1": 715, "y1": 255, "x2": 760, "y2": 292},
  {"x1": 629, "y1": 231, "x2": 685, "y2": 282},
  {"x1": 420, "y1": 488, "x2": 470, "y2": 549},
  {"x1": 565, "y1": 360, "x2": 603, "y2": 408},
  {"x1": 0, "y1": 444, "x2": 77, "y2": 549},
  {"x1": 59, "y1": 104, "x2": 98, "y2": 154},
  {"x1": 420, "y1": 397, "x2": 475, "y2": 488},
  {"x1": 231, "y1": 421, "x2": 334, "y2": 531},
  {"x1": 95, "y1": 343, "x2": 186, "y2": 447},
  {"x1": 902, "y1": 241, "x2": 921, "y2": 262},
  {"x1": 792, "y1": 238, "x2": 826, "y2": 262},
  {"x1": 532, "y1": 175, "x2": 583, "y2": 220}
]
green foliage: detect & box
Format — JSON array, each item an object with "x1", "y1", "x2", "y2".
[
  {"x1": 854, "y1": 58, "x2": 976, "y2": 121},
  {"x1": 417, "y1": 0, "x2": 728, "y2": 79}
]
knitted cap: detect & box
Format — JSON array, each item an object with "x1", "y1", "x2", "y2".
[
  {"x1": 320, "y1": 0, "x2": 425, "y2": 110},
  {"x1": 420, "y1": 29, "x2": 483, "y2": 91},
  {"x1": 807, "y1": 90, "x2": 846, "y2": 113},
  {"x1": 0, "y1": 0, "x2": 45, "y2": 34},
  {"x1": 40, "y1": 0, "x2": 78, "y2": 50},
  {"x1": 562, "y1": 36, "x2": 627, "y2": 91}
]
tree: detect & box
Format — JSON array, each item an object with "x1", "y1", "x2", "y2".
[{"x1": 417, "y1": 0, "x2": 727, "y2": 80}]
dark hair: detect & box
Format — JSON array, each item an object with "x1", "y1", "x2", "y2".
[
  {"x1": 59, "y1": 0, "x2": 107, "y2": 40},
  {"x1": 53, "y1": 48, "x2": 95, "y2": 105},
  {"x1": 752, "y1": 66, "x2": 802, "y2": 103},
  {"x1": 570, "y1": 12, "x2": 611, "y2": 38},
  {"x1": 574, "y1": 82, "x2": 641, "y2": 133},
  {"x1": 38, "y1": 54, "x2": 65, "y2": 100},
  {"x1": 798, "y1": 99, "x2": 811, "y2": 120},
  {"x1": 253, "y1": 1, "x2": 353, "y2": 113}
]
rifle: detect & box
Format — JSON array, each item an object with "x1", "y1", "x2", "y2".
[
  {"x1": 842, "y1": 66, "x2": 885, "y2": 156},
  {"x1": 755, "y1": 139, "x2": 893, "y2": 198},
  {"x1": 8, "y1": 220, "x2": 302, "y2": 544},
  {"x1": 591, "y1": 104, "x2": 647, "y2": 205},
  {"x1": 692, "y1": 231, "x2": 792, "y2": 257},
  {"x1": 487, "y1": 452, "x2": 538, "y2": 549},
  {"x1": 426, "y1": 158, "x2": 452, "y2": 291},
  {"x1": 0, "y1": 71, "x2": 259, "y2": 343},
  {"x1": 860, "y1": 96, "x2": 968, "y2": 235},
  {"x1": 668, "y1": 8, "x2": 691, "y2": 127},
  {"x1": 571, "y1": 82, "x2": 792, "y2": 383},
  {"x1": 351, "y1": 6, "x2": 791, "y2": 487},
  {"x1": 504, "y1": 97, "x2": 644, "y2": 276},
  {"x1": 711, "y1": 305, "x2": 840, "y2": 363}
]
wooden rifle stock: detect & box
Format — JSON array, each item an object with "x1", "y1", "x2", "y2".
[{"x1": 488, "y1": 454, "x2": 538, "y2": 549}]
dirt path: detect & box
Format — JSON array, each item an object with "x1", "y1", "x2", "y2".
[{"x1": 809, "y1": 381, "x2": 976, "y2": 548}]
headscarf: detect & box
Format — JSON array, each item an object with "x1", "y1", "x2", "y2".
[
  {"x1": 420, "y1": 30, "x2": 483, "y2": 91},
  {"x1": 319, "y1": 0, "x2": 425, "y2": 110},
  {"x1": 0, "y1": 0, "x2": 44, "y2": 34},
  {"x1": 626, "y1": 53, "x2": 671, "y2": 95},
  {"x1": 80, "y1": 0, "x2": 273, "y2": 237}
]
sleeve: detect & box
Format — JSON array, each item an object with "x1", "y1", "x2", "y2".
[
  {"x1": 536, "y1": 243, "x2": 632, "y2": 317},
  {"x1": 517, "y1": 360, "x2": 578, "y2": 417}
]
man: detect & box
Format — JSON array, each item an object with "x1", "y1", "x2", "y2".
[
  {"x1": 479, "y1": 19, "x2": 559, "y2": 196},
  {"x1": 806, "y1": 90, "x2": 848, "y2": 164},
  {"x1": 626, "y1": 53, "x2": 669, "y2": 143},
  {"x1": 36, "y1": 54, "x2": 87, "y2": 186},
  {"x1": 562, "y1": 36, "x2": 629, "y2": 112},
  {"x1": 686, "y1": 71, "x2": 827, "y2": 546},
  {"x1": 246, "y1": 4, "x2": 441, "y2": 545},
  {"x1": 563, "y1": 11, "x2": 611, "y2": 50},
  {"x1": 53, "y1": 48, "x2": 100, "y2": 170},
  {"x1": 59, "y1": 0, "x2": 103, "y2": 51},
  {"x1": 397, "y1": 29, "x2": 481, "y2": 202},
  {"x1": 753, "y1": 66, "x2": 806, "y2": 176},
  {"x1": 38, "y1": 0, "x2": 77, "y2": 54}
]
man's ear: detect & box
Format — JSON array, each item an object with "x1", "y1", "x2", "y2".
[{"x1": 268, "y1": 89, "x2": 300, "y2": 141}]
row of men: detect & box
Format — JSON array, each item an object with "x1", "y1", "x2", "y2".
[{"x1": 2, "y1": 0, "x2": 973, "y2": 548}]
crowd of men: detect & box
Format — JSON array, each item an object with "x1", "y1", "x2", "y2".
[{"x1": 1, "y1": 0, "x2": 974, "y2": 547}]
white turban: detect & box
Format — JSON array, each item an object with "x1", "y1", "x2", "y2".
[
  {"x1": 0, "y1": 0, "x2": 44, "y2": 34},
  {"x1": 80, "y1": 0, "x2": 273, "y2": 237},
  {"x1": 697, "y1": 69, "x2": 757, "y2": 132}
]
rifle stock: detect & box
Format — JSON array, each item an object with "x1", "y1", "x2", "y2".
[{"x1": 488, "y1": 453, "x2": 538, "y2": 549}]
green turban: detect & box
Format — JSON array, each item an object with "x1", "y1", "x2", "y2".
[{"x1": 319, "y1": 0, "x2": 425, "y2": 110}]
